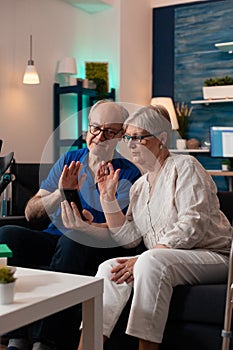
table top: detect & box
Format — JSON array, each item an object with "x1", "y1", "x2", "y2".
[
  {"x1": 207, "y1": 170, "x2": 233, "y2": 176},
  {"x1": 0, "y1": 267, "x2": 103, "y2": 335}
]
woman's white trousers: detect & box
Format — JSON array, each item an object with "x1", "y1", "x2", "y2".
[{"x1": 96, "y1": 248, "x2": 228, "y2": 343}]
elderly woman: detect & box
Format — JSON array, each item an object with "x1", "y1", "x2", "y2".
[{"x1": 63, "y1": 105, "x2": 232, "y2": 350}]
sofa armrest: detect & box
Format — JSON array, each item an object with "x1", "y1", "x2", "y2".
[
  {"x1": 0, "y1": 216, "x2": 29, "y2": 227},
  {"x1": 0, "y1": 215, "x2": 51, "y2": 230}
]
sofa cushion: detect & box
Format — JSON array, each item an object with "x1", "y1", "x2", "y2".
[
  {"x1": 168, "y1": 284, "x2": 227, "y2": 324},
  {"x1": 161, "y1": 322, "x2": 225, "y2": 350}
]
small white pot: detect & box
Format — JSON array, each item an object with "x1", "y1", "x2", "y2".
[
  {"x1": 222, "y1": 164, "x2": 230, "y2": 171},
  {"x1": 0, "y1": 282, "x2": 15, "y2": 304},
  {"x1": 176, "y1": 139, "x2": 187, "y2": 150}
]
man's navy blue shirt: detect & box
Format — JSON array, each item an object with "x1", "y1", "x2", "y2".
[{"x1": 40, "y1": 148, "x2": 141, "y2": 235}]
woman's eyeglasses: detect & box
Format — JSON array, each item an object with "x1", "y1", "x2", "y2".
[
  {"x1": 89, "y1": 125, "x2": 122, "y2": 140},
  {"x1": 122, "y1": 134, "x2": 155, "y2": 143}
]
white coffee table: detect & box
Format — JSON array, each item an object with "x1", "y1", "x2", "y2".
[{"x1": 0, "y1": 267, "x2": 103, "y2": 350}]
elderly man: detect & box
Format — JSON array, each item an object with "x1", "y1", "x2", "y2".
[{"x1": 0, "y1": 100, "x2": 141, "y2": 350}]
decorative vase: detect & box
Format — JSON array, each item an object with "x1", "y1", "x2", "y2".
[
  {"x1": 186, "y1": 138, "x2": 200, "y2": 149},
  {"x1": 0, "y1": 281, "x2": 15, "y2": 304}
]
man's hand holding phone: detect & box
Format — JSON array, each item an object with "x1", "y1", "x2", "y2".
[
  {"x1": 60, "y1": 161, "x2": 93, "y2": 228},
  {"x1": 61, "y1": 189, "x2": 87, "y2": 221}
]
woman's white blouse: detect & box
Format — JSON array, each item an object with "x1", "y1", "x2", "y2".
[{"x1": 112, "y1": 154, "x2": 232, "y2": 254}]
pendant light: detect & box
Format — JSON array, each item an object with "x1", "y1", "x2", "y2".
[{"x1": 23, "y1": 35, "x2": 40, "y2": 84}]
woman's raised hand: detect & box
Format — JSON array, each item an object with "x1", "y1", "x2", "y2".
[{"x1": 97, "y1": 162, "x2": 120, "y2": 200}]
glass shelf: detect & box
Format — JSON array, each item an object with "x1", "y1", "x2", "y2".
[
  {"x1": 215, "y1": 42, "x2": 233, "y2": 54},
  {"x1": 191, "y1": 99, "x2": 233, "y2": 105},
  {"x1": 170, "y1": 148, "x2": 210, "y2": 153}
]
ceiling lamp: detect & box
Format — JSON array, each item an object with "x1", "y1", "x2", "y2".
[{"x1": 23, "y1": 35, "x2": 40, "y2": 84}]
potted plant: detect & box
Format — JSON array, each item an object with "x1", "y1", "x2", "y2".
[
  {"x1": 0, "y1": 266, "x2": 16, "y2": 304},
  {"x1": 203, "y1": 75, "x2": 233, "y2": 99},
  {"x1": 221, "y1": 159, "x2": 231, "y2": 171},
  {"x1": 175, "y1": 101, "x2": 193, "y2": 140}
]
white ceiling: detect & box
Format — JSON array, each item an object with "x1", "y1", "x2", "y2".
[{"x1": 60, "y1": 0, "x2": 114, "y2": 13}]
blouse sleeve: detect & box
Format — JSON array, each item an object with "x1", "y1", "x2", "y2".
[
  {"x1": 109, "y1": 185, "x2": 143, "y2": 248},
  {"x1": 157, "y1": 158, "x2": 222, "y2": 249}
]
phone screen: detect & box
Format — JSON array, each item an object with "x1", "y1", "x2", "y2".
[{"x1": 62, "y1": 189, "x2": 86, "y2": 221}]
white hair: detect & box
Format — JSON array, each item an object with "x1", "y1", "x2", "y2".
[{"x1": 124, "y1": 105, "x2": 173, "y2": 147}]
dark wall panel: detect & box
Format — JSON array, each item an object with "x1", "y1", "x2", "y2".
[{"x1": 152, "y1": 7, "x2": 174, "y2": 98}]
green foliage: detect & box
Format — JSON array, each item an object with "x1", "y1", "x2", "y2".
[
  {"x1": 0, "y1": 266, "x2": 16, "y2": 284},
  {"x1": 204, "y1": 75, "x2": 233, "y2": 86},
  {"x1": 175, "y1": 102, "x2": 193, "y2": 139},
  {"x1": 85, "y1": 62, "x2": 109, "y2": 96},
  {"x1": 222, "y1": 159, "x2": 231, "y2": 166}
]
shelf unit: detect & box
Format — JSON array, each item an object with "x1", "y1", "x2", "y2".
[
  {"x1": 170, "y1": 148, "x2": 209, "y2": 153},
  {"x1": 214, "y1": 42, "x2": 233, "y2": 54},
  {"x1": 191, "y1": 99, "x2": 233, "y2": 105},
  {"x1": 207, "y1": 170, "x2": 233, "y2": 191},
  {"x1": 53, "y1": 81, "x2": 115, "y2": 160}
]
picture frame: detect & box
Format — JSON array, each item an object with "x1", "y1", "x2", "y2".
[{"x1": 85, "y1": 62, "x2": 109, "y2": 93}]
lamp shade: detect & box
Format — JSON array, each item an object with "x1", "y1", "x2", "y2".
[
  {"x1": 57, "y1": 57, "x2": 77, "y2": 75},
  {"x1": 150, "y1": 97, "x2": 179, "y2": 130},
  {"x1": 23, "y1": 64, "x2": 40, "y2": 84}
]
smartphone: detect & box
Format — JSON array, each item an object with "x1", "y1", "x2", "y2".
[{"x1": 62, "y1": 189, "x2": 86, "y2": 221}]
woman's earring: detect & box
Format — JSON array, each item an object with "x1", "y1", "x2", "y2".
[{"x1": 159, "y1": 144, "x2": 163, "y2": 150}]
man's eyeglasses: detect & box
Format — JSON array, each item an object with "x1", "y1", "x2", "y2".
[
  {"x1": 89, "y1": 125, "x2": 122, "y2": 140},
  {"x1": 122, "y1": 134, "x2": 155, "y2": 143}
]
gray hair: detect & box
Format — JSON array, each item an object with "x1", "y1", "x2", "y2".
[
  {"x1": 88, "y1": 100, "x2": 129, "y2": 123},
  {"x1": 124, "y1": 105, "x2": 172, "y2": 147}
]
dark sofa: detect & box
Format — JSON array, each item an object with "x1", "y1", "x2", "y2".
[
  {"x1": 105, "y1": 191, "x2": 233, "y2": 350},
  {"x1": 1, "y1": 163, "x2": 233, "y2": 350}
]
